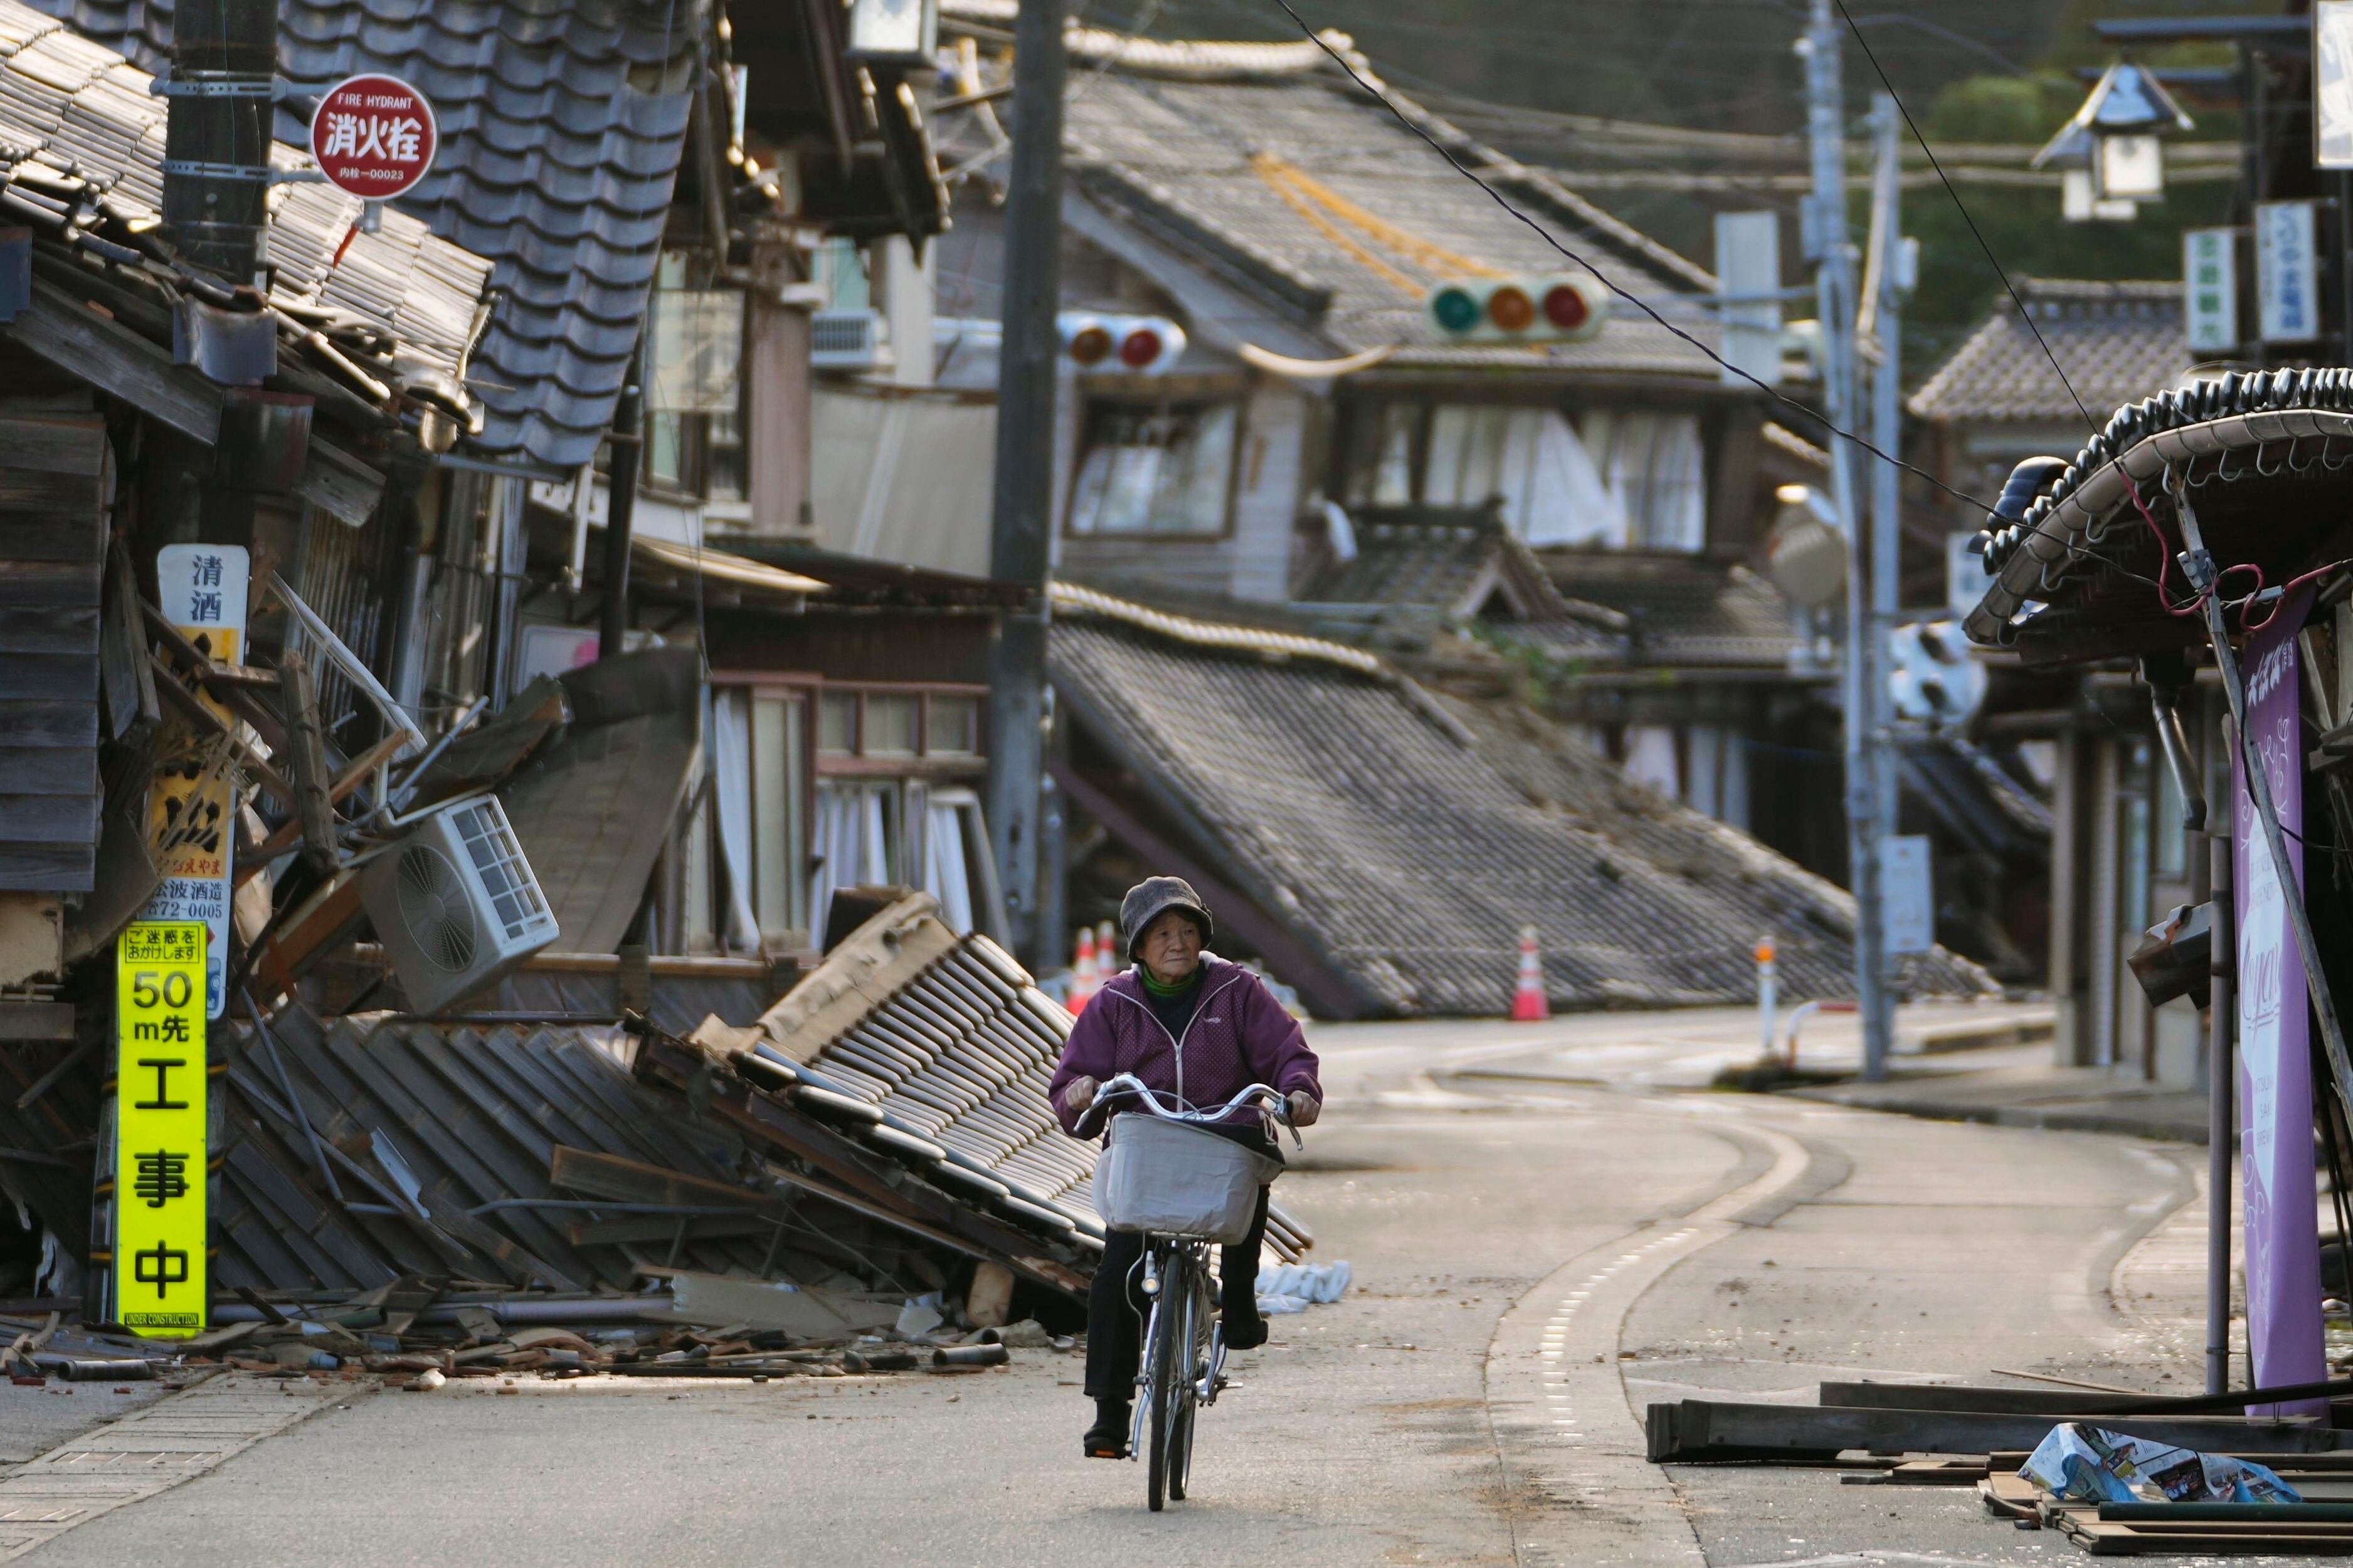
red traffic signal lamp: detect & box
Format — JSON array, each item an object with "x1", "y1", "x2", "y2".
[
  {"x1": 1057, "y1": 312, "x2": 1186, "y2": 374},
  {"x1": 1425, "y1": 275, "x2": 1606, "y2": 344}
]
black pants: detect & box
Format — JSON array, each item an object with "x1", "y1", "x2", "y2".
[{"x1": 1085, "y1": 1183, "x2": 1270, "y2": 1401}]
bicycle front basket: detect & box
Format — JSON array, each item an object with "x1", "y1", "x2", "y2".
[{"x1": 1092, "y1": 1113, "x2": 1279, "y2": 1243}]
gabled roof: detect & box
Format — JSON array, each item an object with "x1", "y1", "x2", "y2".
[
  {"x1": 938, "y1": 15, "x2": 1722, "y2": 379},
  {"x1": 1298, "y1": 503, "x2": 1564, "y2": 616},
  {"x1": 1050, "y1": 584, "x2": 1990, "y2": 1016},
  {"x1": 1536, "y1": 551, "x2": 1800, "y2": 669},
  {"x1": 24, "y1": 0, "x2": 706, "y2": 471},
  {"x1": 1910, "y1": 278, "x2": 2188, "y2": 427}
]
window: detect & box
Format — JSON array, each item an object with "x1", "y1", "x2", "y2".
[
  {"x1": 1341, "y1": 401, "x2": 1632, "y2": 548},
  {"x1": 819, "y1": 692, "x2": 858, "y2": 755},
  {"x1": 1066, "y1": 402, "x2": 1239, "y2": 535},
  {"x1": 929, "y1": 694, "x2": 979, "y2": 755},
  {"x1": 865, "y1": 693, "x2": 919, "y2": 756},
  {"x1": 707, "y1": 687, "x2": 810, "y2": 950},
  {"x1": 642, "y1": 250, "x2": 746, "y2": 500},
  {"x1": 1580, "y1": 409, "x2": 1706, "y2": 551}
]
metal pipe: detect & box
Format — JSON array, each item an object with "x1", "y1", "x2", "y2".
[
  {"x1": 2179, "y1": 497, "x2": 2353, "y2": 1144},
  {"x1": 2208, "y1": 806, "x2": 2236, "y2": 1396},
  {"x1": 2152, "y1": 684, "x2": 2208, "y2": 832},
  {"x1": 210, "y1": 1295, "x2": 678, "y2": 1327}
]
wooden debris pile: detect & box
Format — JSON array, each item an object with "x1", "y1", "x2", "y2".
[{"x1": 1651, "y1": 1377, "x2": 2353, "y2": 1557}]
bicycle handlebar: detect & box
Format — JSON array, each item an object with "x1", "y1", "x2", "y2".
[{"x1": 1077, "y1": 1073, "x2": 1302, "y2": 1147}]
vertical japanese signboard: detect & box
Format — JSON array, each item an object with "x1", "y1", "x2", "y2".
[
  {"x1": 2235, "y1": 589, "x2": 2327, "y2": 1416},
  {"x1": 142, "y1": 544, "x2": 246, "y2": 1018},
  {"x1": 115, "y1": 921, "x2": 207, "y2": 1337},
  {"x1": 2184, "y1": 228, "x2": 2238, "y2": 354},
  {"x1": 2256, "y1": 201, "x2": 2320, "y2": 345}
]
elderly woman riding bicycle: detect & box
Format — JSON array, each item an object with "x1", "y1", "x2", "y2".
[{"x1": 1050, "y1": 876, "x2": 1322, "y2": 1460}]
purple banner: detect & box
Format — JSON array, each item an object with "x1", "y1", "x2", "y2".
[{"x1": 2235, "y1": 586, "x2": 2325, "y2": 1418}]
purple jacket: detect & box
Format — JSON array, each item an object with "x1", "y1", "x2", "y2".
[{"x1": 1050, "y1": 955, "x2": 1321, "y2": 1136}]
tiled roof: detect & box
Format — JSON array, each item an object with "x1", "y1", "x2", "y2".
[
  {"x1": 24, "y1": 0, "x2": 700, "y2": 471},
  {"x1": 0, "y1": 0, "x2": 490, "y2": 392},
  {"x1": 1910, "y1": 278, "x2": 2189, "y2": 426},
  {"x1": 1536, "y1": 551, "x2": 1800, "y2": 668},
  {"x1": 945, "y1": 33, "x2": 1721, "y2": 378},
  {"x1": 1299, "y1": 503, "x2": 1562, "y2": 612},
  {"x1": 1050, "y1": 589, "x2": 1991, "y2": 1016}
]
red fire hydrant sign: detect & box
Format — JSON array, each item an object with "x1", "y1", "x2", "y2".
[{"x1": 309, "y1": 74, "x2": 437, "y2": 201}]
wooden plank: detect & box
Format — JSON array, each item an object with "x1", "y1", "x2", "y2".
[
  {"x1": 0, "y1": 413, "x2": 105, "y2": 476},
  {"x1": 0, "y1": 840, "x2": 92, "y2": 890},
  {"x1": 0, "y1": 505, "x2": 99, "y2": 562},
  {"x1": 0, "y1": 651, "x2": 94, "y2": 700},
  {"x1": 1824, "y1": 1377, "x2": 2353, "y2": 1419},
  {"x1": 549, "y1": 1145, "x2": 788, "y2": 1214},
  {"x1": 0, "y1": 560, "x2": 97, "y2": 608},
  {"x1": 293, "y1": 435, "x2": 385, "y2": 529},
  {"x1": 0, "y1": 605, "x2": 96, "y2": 655},
  {"x1": 98, "y1": 546, "x2": 154, "y2": 743},
  {"x1": 0, "y1": 747, "x2": 96, "y2": 794},
  {"x1": 0, "y1": 792, "x2": 96, "y2": 840},
  {"x1": 0, "y1": 474, "x2": 100, "y2": 531},
  {"x1": 0, "y1": 1001, "x2": 73, "y2": 1040},
  {"x1": 0, "y1": 700, "x2": 93, "y2": 747},
  {"x1": 1647, "y1": 1400, "x2": 2341, "y2": 1463},
  {"x1": 6, "y1": 280, "x2": 221, "y2": 444}
]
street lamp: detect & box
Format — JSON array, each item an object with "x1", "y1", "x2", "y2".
[{"x1": 2035, "y1": 61, "x2": 2194, "y2": 217}]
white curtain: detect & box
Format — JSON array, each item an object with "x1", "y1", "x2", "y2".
[
  {"x1": 1421, "y1": 406, "x2": 1623, "y2": 546},
  {"x1": 1582, "y1": 409, "x2": 1706, "y2": 551},
  {"x1": 1622, "y1": 725, "x2": 1682, "y2": 798},
  {"x1": 708, "y1": 691, "x2": 760, "y2": 953},
  {"x1": 923, "y1": 797, "x2": 975, "y2": 934},
  {"x1": 812, "y1": 782, "x2": 894, "y2": 937}
]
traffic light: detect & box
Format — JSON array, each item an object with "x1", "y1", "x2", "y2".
[
  {"x1": 1057, "y1": 312, "x2": 1187, "y2": 374},
  {"x1": 1425, "y1": 275, "x2": 1607, "y2": 345}
]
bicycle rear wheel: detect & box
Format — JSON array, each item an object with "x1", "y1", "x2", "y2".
[{"x1": 1145, "y1": 1250, "x2": 1191, "y2": 1512}]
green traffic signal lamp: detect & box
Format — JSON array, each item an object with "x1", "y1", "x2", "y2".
[{"x1": 1430, "y1": 285, "x2": 1481, "y2": 335}]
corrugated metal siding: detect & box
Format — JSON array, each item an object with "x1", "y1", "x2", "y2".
[{"x1": 0, "y1": 414, "x2": 107, "y2": 892}]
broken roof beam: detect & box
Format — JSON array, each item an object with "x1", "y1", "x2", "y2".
[{"x1": 8, "y1": 278, "x2": 386, "y2": 525}]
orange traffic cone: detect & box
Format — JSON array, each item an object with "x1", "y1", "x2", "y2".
[
  {"x1": 1069, "y1": 928, "x2": 1098, "y2": 1014},
  {"x1": 1097, "y1": 920, "x2": 1117, "y2": 967},
  {"x1": 1510, "y1": 924, "x2": 1549, "y2": 1021}
]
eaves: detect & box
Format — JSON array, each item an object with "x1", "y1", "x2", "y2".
[
  {"x1": 1062, "y1": 179, "x2": 1337, "y2": 361},
  {"x1": 8, "y1": 277, "x2": 386, "y2": 524}
]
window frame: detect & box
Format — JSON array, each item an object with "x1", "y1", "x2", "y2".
[{"x1": 1062, "y1": 394, "x2": 1246, "y2": 541}]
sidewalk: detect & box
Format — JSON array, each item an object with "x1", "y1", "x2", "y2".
[{"x1": 1788, "y1": 1045, "x2": 2213, "y2": 1143}]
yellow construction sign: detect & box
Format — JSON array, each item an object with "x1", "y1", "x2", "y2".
[{"x1": 115, "y1": 921, "x2": 208, "y2": 1337}]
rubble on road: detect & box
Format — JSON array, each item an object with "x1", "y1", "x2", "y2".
[
  {"x1": 7, "y1": 893, "x2": 1300, "y2": 1396},
  {"x1": 1654, "y1": 1377, "x2": 2353, "y2": 1557}
]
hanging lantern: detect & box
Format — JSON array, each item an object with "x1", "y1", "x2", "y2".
[{"x1": 2034, "y1": 61, "x2": 2194, "y2": 214}]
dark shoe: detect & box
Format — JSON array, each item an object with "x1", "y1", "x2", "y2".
[
  {"x1": 1082, "y1": 1399, "x2": 1131, "y2": 1458},
  {"x1": 1222, "y1": 1304, "x2": 1267, "y2": 1351}
]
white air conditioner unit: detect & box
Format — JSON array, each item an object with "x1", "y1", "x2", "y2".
[
  {"x1": 811, "y1": 308, "x2": 884, "y2": 369},
  {"x1": 362, "y1": 796, "x2": 559, "y2": 1016}
]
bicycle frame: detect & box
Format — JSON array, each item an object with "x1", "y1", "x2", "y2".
[{"x1": 1087, "y1": 1074, "x2": 1294, "y2": 1510}]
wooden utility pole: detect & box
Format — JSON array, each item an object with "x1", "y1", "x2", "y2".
[
  {"x1": 985, "y1": 0, "x2": 1069, "y2": 967},
  {"x1": 598, "y1": 342, "x2": 645, "y2": 661}
]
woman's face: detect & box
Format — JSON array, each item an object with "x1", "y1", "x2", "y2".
[{"x1": 1138, "y1": 911, "x2": 1203, "y2": 986}]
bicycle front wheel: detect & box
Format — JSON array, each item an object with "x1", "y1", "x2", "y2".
[{"x1": 1145, "y1": 1250, "x2": 1192, "y2": 1512}]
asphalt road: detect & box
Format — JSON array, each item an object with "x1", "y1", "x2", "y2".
[{"x1": 21, "y1": 1009, "x2": 2214, "y2": 1568}]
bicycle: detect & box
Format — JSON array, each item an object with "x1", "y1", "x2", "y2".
[{"x1": 1084, "y1": 1073, "x2": 1298, "y2": 1512}]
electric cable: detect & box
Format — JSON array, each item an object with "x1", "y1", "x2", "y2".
[
  {"x1": 1830, "y1": 0, "x2": 2229, "y2": 618},
  {"x1": 1259, "y1": 0, "x2": 2189, "y2": 600}
]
